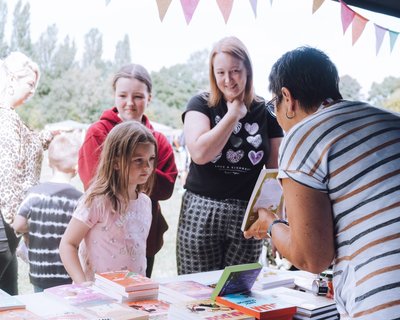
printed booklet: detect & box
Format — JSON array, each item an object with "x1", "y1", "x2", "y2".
[{"x1": 241, "y1": 169, "x2": 284, "y2": 232}]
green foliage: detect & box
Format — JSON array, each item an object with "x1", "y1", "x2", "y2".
[
  {"x1": 0, "y1": 0, "x2": 9, "y2": 56},
  {"x1": 114, "y1": 34, "x2": 131, "y2": 68},
  {"x1": 83, "y1": 28, "x2": 103, "y2": 69},
  {"x1": 368, "y1": 76, "x2": 400, "y2": 109},
  {"x1": 10, "y1": 0, "x2": 32, "y2": 55},
  {"x1": 339, "y1": 75, "x2": 362, "y2": 100}
]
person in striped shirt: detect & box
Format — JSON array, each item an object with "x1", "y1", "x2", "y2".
[{"x1": 244, "y1": 46, "x2": 400, "y2": 319}]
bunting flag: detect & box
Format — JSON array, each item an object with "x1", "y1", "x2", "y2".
[
  {"x1": 180, "y1": 0, "x2": 200, "y2": 24},
  {"x1": 352, "y1": 13, "x2": 368, "y2": 45},
  {"x1": 216, "y1": 0, "x2": 234, "y2": 24},
  {"x1": 340, "y1": 0, "x2": 355, "y2": 34},
  {"x1": 374, "y1": 24, "x2": 387, "y2": 55},
  {"x1": 312, "y1": 0, "x2": 325, "y2": 14},
  {"x1": 249, "y1": 0, "x2": 257, "y2": 17},
  {"x1": 389, "y1": 30, "x2": 399, "y2": 53},
  {"x1": 156, "y1": 0, "x2": 173, "y2": 21}
]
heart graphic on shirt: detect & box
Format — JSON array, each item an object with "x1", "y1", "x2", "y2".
[
  {"x1": 247, "y1": 134, "x2": 262, "y2": 148},
  {"x1": 233, "y1": 122, "x2": 242, "y2": 134},
  {"x1": 248, "y1": 150, "x2": 264, "y2": 165},
  {"x1": 229, "y1": 135, "x2": 243, "y2": 148},
  {"x1": 211, "y1": 152, "x2": 222, "y2": 163},
  {"x1": 245, "y1": 123, "x2": 259, "y2": 135},
  {"x1": 215, "y1": 115, "x2": 221, "y2": 124},
  {"x1": 226, "y1": 149, "x2": 244, "y2": 163}
]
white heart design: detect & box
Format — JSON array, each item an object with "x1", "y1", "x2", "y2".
[
  {"x1": 215, "y1": 116, "x2": 221, "y2": 124},
  {"x1": 245, "y1": 123, "x2": 259, "y2": 135},
  {"x1": 233, "y1": 122, "x2": 242, "y2": 134},
  {"x1": 226, "y1": 149, "x2": 244, "y2": 164},
  {"x1": 246, "y1": 134, "x2": 262, "y2": 148}
]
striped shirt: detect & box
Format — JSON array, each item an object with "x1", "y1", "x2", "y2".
[
  {"x1": 278, "y1": 101, "x2": 400, "y2": 319},
  {"x1": 17, "y1": 182, "x2": 82, "y2": 289}
]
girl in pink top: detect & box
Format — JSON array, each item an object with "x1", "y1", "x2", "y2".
[{"x1": 60, "y1": 121, "x2": 157, "y2": 283}]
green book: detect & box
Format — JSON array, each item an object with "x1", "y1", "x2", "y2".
[{"x1": 210, "y1": 262, "x2": 262, "y2": 301}]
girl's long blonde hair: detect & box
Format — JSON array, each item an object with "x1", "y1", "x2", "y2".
[{"x1": 84, "y1": 121, "x2": 157, "y2": 214}]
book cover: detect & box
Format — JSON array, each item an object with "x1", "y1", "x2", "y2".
[
  {"x1": 159, "y1": 280, "x2": 214, "y2": 302},
  {"x1": 241, "y1": 169, "x2": 283, "y2": 232},
  {"x1": 168, "y1": 298, "x2": 255, "y2": 320},
  {"x1": 82, "y1": 302, "x2": 149, "y2": 320},
  {"x1": 210, "y1": 262, "x2": 262, "y2": 301},
  {"x1": 216, "y1": 291, "x2": 297, "y2": 320},
  {"x1": 0, "y1": 288, "x2": 25, "y2": 311},
  {"x1": 43, "y1": 283, "x2": 115, "y2": 308},
  {"x1": 125, "y1": 299, "x2": 170, "y2": 318},
  {"x1": 95, "y1": 270, "x2": 159, "y2": 293},
  {"x1": 0, "y1": 309, "x2": 41, "y2": 319}
]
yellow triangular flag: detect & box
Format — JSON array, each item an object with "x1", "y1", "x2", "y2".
[
  {"x1": 312, "y1": 0, "x2": 325, "y2": 14},
  {"x1": 156, "y1": 0, "x2": 173, "y2": 22},
  {"x1": 216, "y1": 0, "x2": 234, "y2": 24}
]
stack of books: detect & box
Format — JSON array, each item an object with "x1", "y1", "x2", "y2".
[
  {"x1": 125, "y1": 299, "x2": 170, "y2": 319},
  {"x1": 44, "y1": 283, "x2": 149, "y2": 319},
  {"x1": 95, "y1": 270, "x2": 159, "y2": 303},
  {"x1": 0, "y1": 288, "x2": 26, "y2": 312}
]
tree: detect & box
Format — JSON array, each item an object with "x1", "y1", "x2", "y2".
[
  {"x1": 33, "y1": 24, "x2": 58, "y2": 73},
  {"x1": 114, "y1": 34, "x2": 131, "y2": 68},
  {"x1": 0, "y1": 0, "x2": 8, "y2": 56},
  {"x1": 82, "y1": 28, "x2": 103, "y2": 69},
  {"x1": 368, "y1": 76, "x2": 400, "y2": 108},
  {"x1": 10, "y1": 0, "x2": 32, "y2": 55},
  {"x1": 339, "y1": 75, "x2": 362, "y2": 101}
]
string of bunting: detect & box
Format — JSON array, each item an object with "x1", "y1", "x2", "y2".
[{"x1": 153, "y1": 0, "x2": 399, "y2": 55}]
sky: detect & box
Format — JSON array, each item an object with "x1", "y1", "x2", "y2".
[{"x1": 4, "y1": 0, "x2": 400, "y2": 97}]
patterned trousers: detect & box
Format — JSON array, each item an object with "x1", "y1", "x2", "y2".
[{"x1": 176, "y1": 191, "x2": 263, "y2": 275}]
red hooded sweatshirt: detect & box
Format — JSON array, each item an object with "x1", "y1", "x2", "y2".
[{"x1": 78, "y1": 107, "x2": 178, "y2": 256}]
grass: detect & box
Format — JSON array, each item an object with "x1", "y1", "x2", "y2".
[{"x1": 17, "y1": 151, "x2": 184, "y2": 295}]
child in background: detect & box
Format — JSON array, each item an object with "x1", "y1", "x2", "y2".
[
  {"x1": 60, "y1": 121, "x2": 157, "y2": 284},
  {"x1": 12, "y1": 133, "x2": 82, "y2": 292}
]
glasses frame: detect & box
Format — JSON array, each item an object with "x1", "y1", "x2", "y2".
[{"x1": 265, "y1": 96, "x2": 279, "y2": 118}]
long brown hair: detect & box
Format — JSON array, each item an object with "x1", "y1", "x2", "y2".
[
  {"x1": 84, "y1": 121, "x2": 157, "y2": 214},
  {"x1": 208, "y1": 36, "x2": 257, "y2": 109}
]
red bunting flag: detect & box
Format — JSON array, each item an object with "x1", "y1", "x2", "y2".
[
  {"x1": 249, "y1": 0, "x2": 257, "y2": 17},
  {"x1": 374, "y1": 24, "x2": 387, "y2": 55},
  {"x1": 180, "y1": 0, "x2": 200, "y2": 25},
  {"x1": 216, "y1": 0, "x2": 234, "y2": 24},
  {"x1": 352, "y1": 13, "x2": 368, "y2": 45},
  {"x1": 156, "y1": 0, "x2": 173, "y2": 22},
  {"x1": 389, "y1": 30, "x2": 399, "y2": 53},
  {"x1": 312, "y1": 0, "x2": 325, "y2": 14},
  {"x1": 340, "y1": 0, "x2": 355, "y2": 34}
]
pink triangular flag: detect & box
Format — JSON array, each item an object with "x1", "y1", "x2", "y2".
[
  {"x1": 340, "y1": 0, "x2": 355, "y2": 34},
  {"x1": 312, "y1": 0, "x2": 325, "y2": 14},
  {"x1": 156, "y1": 0, "x2": 173, "y2": 22},
  {"x1": 389, "y1": 30, "x2": 399, "y2": 53},
  {"x1": 249, "y1": 0, "x2": 257, "y2": 17},
  {"x1": 352, "y1": 13, "x2": 368, "y2": 46},
  {"x1": 216, "y1": 0, "x2": 234, "y2": 24},
  {"x1": 180, "y1": 0, "x2": 200, "y2": 25},
  {"x1": 374, "y1": 24, "x2": 387, "y2": 55}
]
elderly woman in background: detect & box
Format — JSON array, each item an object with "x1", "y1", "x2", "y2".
[
  {"x1": 0, "y1": 52, "x2": 54, "y2": 294},
  {"x1": 244, "y1": 46, "x2": 400, "y2": 319}
]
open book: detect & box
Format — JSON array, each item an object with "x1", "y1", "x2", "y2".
[{"x1": 241, "y1": 169, "x2": 284, "y2": 232}]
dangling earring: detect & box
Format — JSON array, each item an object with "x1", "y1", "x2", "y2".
[
  {"x1": 7, "y1": 86, "x2": 14, "y2": 96},
  {"x1": 286, "y1": 110, "x2": 295, "y2": 119}
]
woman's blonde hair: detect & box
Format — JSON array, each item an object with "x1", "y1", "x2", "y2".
[
  {"x1": 208, "y1": 36, "x2": 256, "y2": 109},
  {"x1": 0, "y1": 51, "x2": 40, "y2": 96},
  {"x1": 84, "y1": 121, "x2": 157, "y2": 214}
]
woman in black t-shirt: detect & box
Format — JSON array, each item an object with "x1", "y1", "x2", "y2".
[{"x1": 176, "y1": 36, "x2": 283, "y2": 275}]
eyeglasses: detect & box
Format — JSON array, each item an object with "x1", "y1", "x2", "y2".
[{"x1": 265, "y1": 96, "x2": 279, "y2": 118}]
